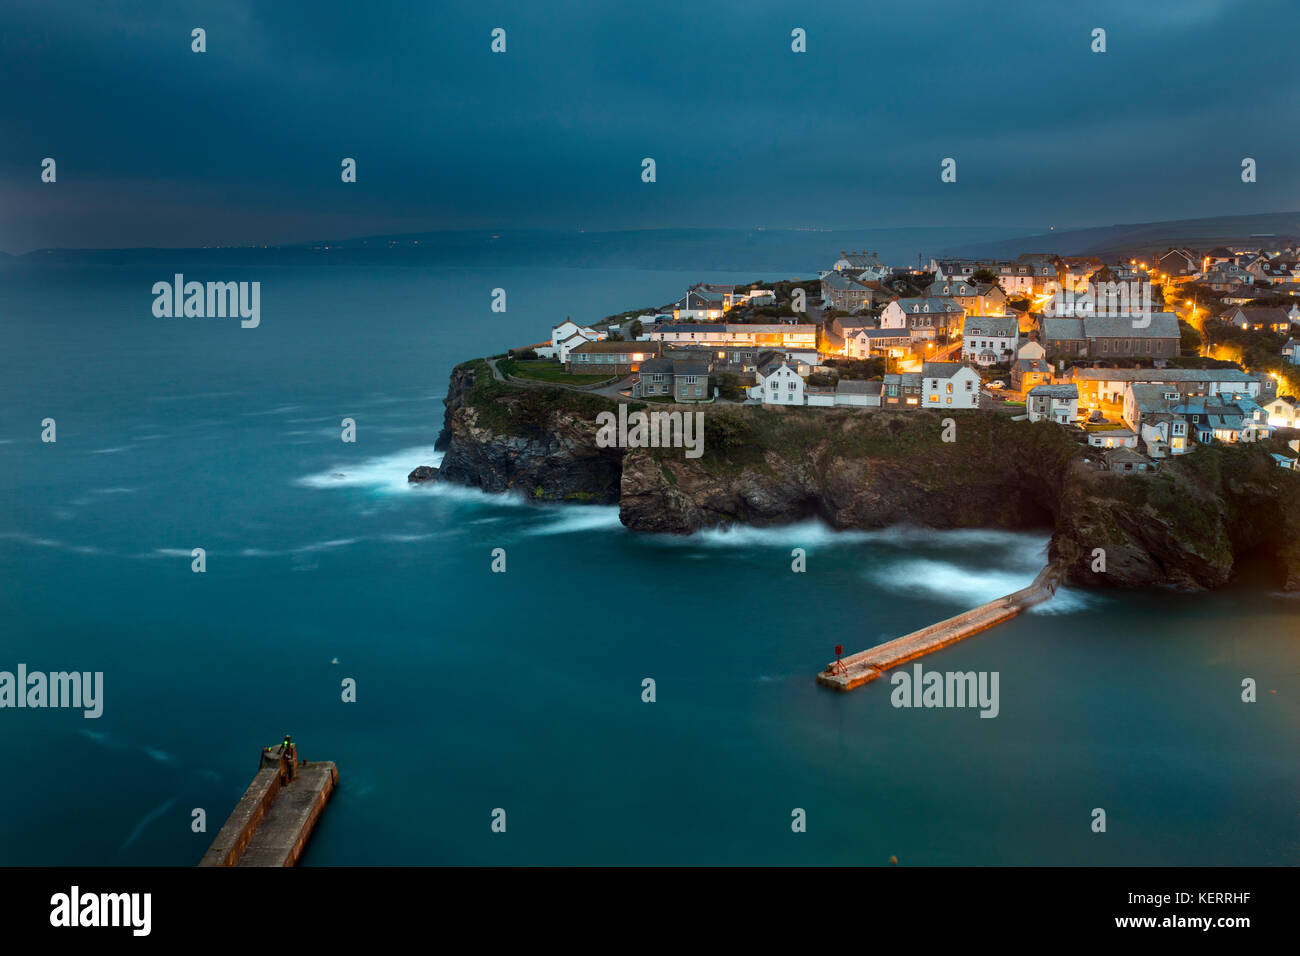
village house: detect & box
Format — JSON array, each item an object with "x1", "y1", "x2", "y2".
[
  {"x1": 961, "y1": 315, "x2": 1019, "y2": 366},
  {"x1": 1056, "y1": 256, "x2": 1103, "y2": 292},
  {"x1": 753, "y1": 361, "x2": 805, "y2": 406},
  {"x1": 1104, "y1": 447, "x2": 1154, "y2": 474},
  {"x1": 821, "y1": 271, "x2": 884, "y2": 313},
  {"x1": 830, "y1": 251, "x2": 888, "y2": 281},
  {"x1": 842, "y1": 326, "x2": 912, "y2": 360},
  {"x1": 1068, "y1": 367, "x2": 1264, "y2": 408},
  {"x1": 1219, "y1": 287, "x2": 1258, "y2": 305},
  {"x1": 881, "y1": 297, "x2": 965, "y2": 339},
  {"x1": 1264, "y1": 395, "x2": 1300, "y2": 429},
  {"x1": 1283, "y1": 338, "x2": 1300, "y2": 365},
  {"x1": 1026, "y1": 383, "x2": 1079, "y2": 424},
  {"x1": 1011, "y1": 357, "x2": 1053, "y2": 393},
  {"x1": 921, "y1": 362, "x2": 981, "y2": 410},
  {"x1": 882, "y1": 371, "x2": 923, "y2": 408},
  {"x1": 1122, "y1": 383, "x2": 1190, "y2": 457},
  {"x1": 1218, "y1": 305, "x2": 1295, "y2": 333},
  {"x1": 931, "y1": 258, "x2": 991, "y2": 283},
  {"x1": 1270, "y1": 453, "x2": 1299, "y2": 471},
  {"x1": 632, "y1": 357, "x2": 710, "y2": 402},
  {"x1": 991, "y1": 260, "x2": 1054, "y2": 297},
  {"x1": 924, "y1": 279, "x2": 1007, "y2": 317},
  {"x1": 1201, "y1": 247, "x2": 1239, "y2": 273},
  {"x1": 1087, "y1": 428, "x2": 1139, "y2": 450},
  {"x1": 651, "y1": 322, "x2": 818, "y2": 353},
  {"x1": 670, "y1": 284, "x2": 741, "y2": 321},
  {"x1": 565, "y1": 340, "x2": 654, "y2": 375},
  {"x1": 1154, "y1": 247, "x2": 1198, "y2": 277},
  {"x1": 1169, "y1": 395, "x2": 1270, "y2": 444},
  {"x1": 543, "y1": 319, "x2": 606, "y2": 362}
]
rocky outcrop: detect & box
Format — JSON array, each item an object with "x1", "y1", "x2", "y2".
[
  {"x1": 424, "y1": 361, "x2": 1300, "y2": 590},
  {"x1": 431, "y1": 362, "x2": 623, "y2": 502}
]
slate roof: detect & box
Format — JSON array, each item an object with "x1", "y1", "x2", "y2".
[
  {"x1": 1028, "y1": 383, "x2": 1078, "y2": 400},
  {"x1": 1069, "y1": 368, "x2": 1255, "y2": 383},
  {"x1": 1042, "y1": 318, "x2": 1086, "y2": 340},
  {"x1": 921, "y1": 361, "x2": 965, "y2": 378},
  {"x1": 835, "y1": 380, "x2": 883, "y2": 395},
  {"x1": 884, "y1": 372, "x2": 922, "y2": 387},
  {"x1": 1083, "y1": 312, "x2": 1179, "y2": 339},
  {"x1": 962, "y1": 315, "x2": 1018, "y2": 337}
]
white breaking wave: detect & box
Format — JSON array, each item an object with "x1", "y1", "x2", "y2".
[
  {"x1": 871, "y1": 558, "x2": 1039, "y2": 607},
  {"x1": 663, "y1": 519, "x2": 874, "y2": 550},
  {"x1": 1028, "y1": 586, "x2": 1094, "y2": 615},
  {"x1": 654, "y1": 520, "x2": 1048, "y2": 557},
  {"x1": 295, "y1": 446, "x2": 443, "y2": 494},
  {"x1": 522, "y1": 506, "x2": 624, "y2": 536}
]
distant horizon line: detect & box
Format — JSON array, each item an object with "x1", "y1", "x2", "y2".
[{"x1": 6, "y1": 210, "x2": 1300, "y2": 258}]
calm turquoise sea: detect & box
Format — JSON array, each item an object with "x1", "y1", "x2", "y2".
[{"x1": 0, "y1": 261, "x2": 1297, "y2": 865}]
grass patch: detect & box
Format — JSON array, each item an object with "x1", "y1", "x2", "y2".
[{"x1": 507, "y1": 359, "x2": 613, "y2": 386}]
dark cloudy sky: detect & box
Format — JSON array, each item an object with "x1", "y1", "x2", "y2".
[{"x1": 2, "y1": 0, "x2": 1296, "y2": 252}]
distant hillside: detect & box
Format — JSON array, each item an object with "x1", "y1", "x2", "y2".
[
  {"x1": 939, "y1": 212, "x2": 1300, "y2": 262},
  {"x1": 6, "y1": 226, "x2": 1039, "y2": 274}
]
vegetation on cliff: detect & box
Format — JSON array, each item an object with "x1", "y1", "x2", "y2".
[{"x1": 433, "y1": 363, "x2": 1300, "y2": 590}]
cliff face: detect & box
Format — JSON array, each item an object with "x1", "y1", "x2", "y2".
[
  {"x1": 432, "y1": 363, "x2": 623, "y2": 502},
  {"x1": 429, "y1": 361, "x2": 1300, "y2": 590}
]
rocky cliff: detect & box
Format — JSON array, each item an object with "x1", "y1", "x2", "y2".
[{"x1": 421, "y1": 360, "x2": 1300, "y2": 591}]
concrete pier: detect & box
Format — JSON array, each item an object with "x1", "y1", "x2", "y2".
[
  {"x1": 198, "y1": 741, "x2": 338, "y2": 867},
  {"x1": 818, "y1": 564, "x2": 1061, "y2": 691}
]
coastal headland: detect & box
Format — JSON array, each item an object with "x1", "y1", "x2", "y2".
[{"x1": 418, "y1": 359, "x2": 1300, "y2": 592}]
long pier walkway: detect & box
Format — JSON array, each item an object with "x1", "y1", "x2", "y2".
[
  {"x1": 817, "y1": 563, "x2": 1061, "y2": 691},
  {"x1": 198, "y1": 740, "x2": 338, "y2": 867}
]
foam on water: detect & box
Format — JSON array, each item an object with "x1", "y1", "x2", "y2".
[
  {"x1": 662, "y1": 519, "x2": 874, "y2": 551},
  {"x1": 1028, "y1": 586, "x2": 1095, "y2": 614},
  {"x1": 295, "y1": 445, "x2": 443, "y2": 493},
  {"x1": 871, "y1": 558, "x2": 1040, "y2": 607},
  {"x1": 522, "y1": 506, "x2": 624, "y2": 536}
]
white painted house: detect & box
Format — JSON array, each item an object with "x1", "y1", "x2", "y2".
[
  {"x1": 1264, "y1": 395, "x2": 1300, "y2": 429},
  {"x1": 548, "y1": 320, "x2": 605, "y2": 362},
  {"x1": 753, "y1": 362, "x2": 805, "y2": 406},
  {"x1": 831, "y1": 251, "x2": 887, "y2": 281},
  {"x1": 881, "y1": 297, "x2": 964, "y2": 334},
  {"x1": 961, "y1": 315, "x2": 1019, "y2": 366},
  {"x1": 1087, "y1": 428, "x2": 1139, "y2": 450},
  {"x1": 1026, "y1": 383, "x2": 1079, "y2": 425},
  {"x1": 920, "y1": 362, "x2": 981, "y2": 409}
]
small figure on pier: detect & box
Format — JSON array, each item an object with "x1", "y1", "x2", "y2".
[{"x1": 262, "y1": 734, "x2": 299, "y2": 784}]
